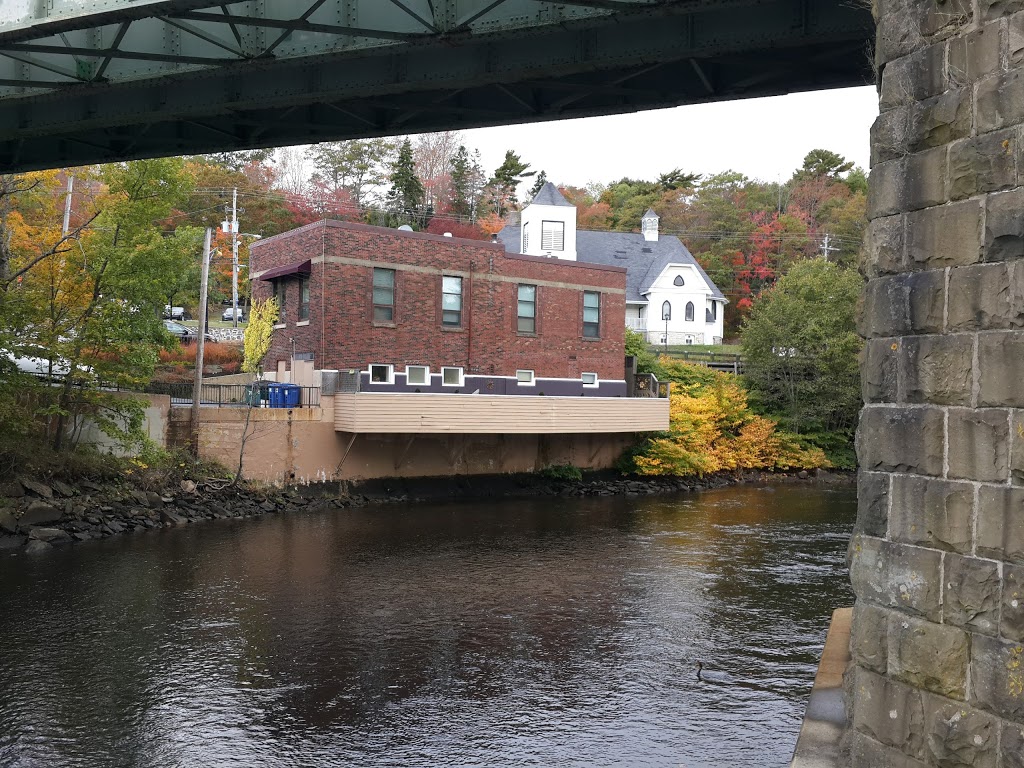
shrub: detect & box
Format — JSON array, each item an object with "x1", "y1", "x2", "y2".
[{"x1": 541, "y1": 464, "x2": 583, "y2": 482}]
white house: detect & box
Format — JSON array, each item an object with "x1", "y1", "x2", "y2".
[{"x1": 499, "y1": 183, "x2": 727, "y2": 345}]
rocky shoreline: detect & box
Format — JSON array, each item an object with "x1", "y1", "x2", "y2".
[{"x1": 0, "y1": 468, "x2": 850, "y2": 555}]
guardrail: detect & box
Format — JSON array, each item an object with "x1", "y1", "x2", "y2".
[
  {"x1": 660, "y1": 350, "x2": 745, "y2": 374},
  {"x1": 145, "y1": 381, "x2": 320, "y2": 408},
  {"x1": 633, "y1": 373, "x2": 670, "y2": 398}
]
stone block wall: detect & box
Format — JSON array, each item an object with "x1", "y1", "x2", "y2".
[{"x1": 853, "y1": 1, "x2": 1024, "y2": 765}]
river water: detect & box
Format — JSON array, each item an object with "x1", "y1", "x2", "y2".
[{"x1": 0, "y1": 484, "x2": 855, "y2": 768}]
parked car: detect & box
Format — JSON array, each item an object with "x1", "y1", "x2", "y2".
[
  {"x1": 222, "y1": 307, "x2": 245, "y2": 322},
  {"x1": 163, "y1": 319, "x2": 196, "y2": 343},
  {"x1": 163, "y1": 305, "x2": 187, "y2": 320}
]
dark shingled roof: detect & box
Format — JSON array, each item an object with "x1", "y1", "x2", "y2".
[
  {"x1": 497, "y1": 225, "x2": 726, "y2": 304},
  {"x1": 529, "y1": 182, "x2": 574, "y2": 207}
]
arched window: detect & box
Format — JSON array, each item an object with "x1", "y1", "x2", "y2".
[
  {"x1": 685, "y1": 302, "x2": 695, "y2": 322},
  {"x1": 661, "y1": 301, "x2": 672, "y2": 321},
  {"x1": 673, "y1": 275, "x2": 685, "y2": 286}
]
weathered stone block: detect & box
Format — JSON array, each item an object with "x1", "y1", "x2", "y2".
[
  {"x1": 949, "y1": 130, "x2": 1018, "y2": 201},
  {"x1": 985, "y1": 188, "x2": 1024, "y2": 262},
  {"x1": 919, "y1": 0, "x2": 972, "y2": 39},
  {"x1": 976, "y1": 485, "x2": 1024, "y2": 564},
  {"x1": 870, "y1": 158, "x2": 908, "y2": 219},
  {"x1": 949, "y1": 22, "x2": 1003, "y2": 82},
  {"x1": 863, "y1": 215, "x2": 905, "y2": 278},
  {"x1": 923, "y1": 694, "x2": 998, "y2": 768},
  {"x1": 970, "y1": 635, "x2": 1024, "y2": 722},
  {"x1": 873, "y1": 106, "x2": 912, "y2": 166},
  {"x1": 1001, "y1": 719, "x2": 1024, "y2": 768},
  {"x1": 858, "y1": 471, "x2": 891, "y2": 538},
  {"x1": 864, "y1": 339, "x2": 900, "y2": 403},
  {"x1": 890, "y1": 475, "x2": 974, "y2": 554},
  {"x1": 912, "y1": 90, "x2": 973, "y2": 153},
  {"x1": 907, "y1": 201, "x2": 982, "y2": 270},
  {"x1": 890, "y1": 614, "x2": 970, "y2": 699},
  {"x1": 852, "y1": 666, "x2": 926, "y2": 758},
  {"x1": 849, "y1": 730, "x2": 930, "y2": 768},
  {"x1": 879, "y1": 41, "x2": 945, "y2": 104},
  {"x1": 1003, "y1": 564, "x2": 1024, "y2": 642},
  {"x1": 982, "y1": 0, "x2": 1024, "y2": 22},
  {"x1": 850, "y1": 535, "x2": 944, "y2": 621},
  {"x1": 944, "y1": 554, "x2": 1002, "y2": 636},
  {"x1": 978, "y1": 332, "x2": 1024, "y2": 406},
  {"x1": 1011, "y1": 12, "x2": 1024, "y2": 68},
  {"x1": 978, "y1": 70, "x2": 1024, "y2": 133},
  {"x1": 947, "y1": 407, "x2": 1009, "y2": 482},
  {"x1": 860, "y1": 276, "x2": 911, "y2": 338},
  {"x1": 906, "y1": 147, "x2": 949, "y2": 211},
  {"x1": 901, "y1": 335, "x2": 973, "y2": 405},
  {"x1": 852, "y1": 602, "x2": 890, "y2": 673},
  {"x1": 1012, "y1": 411, "x2": 1024, "y2": 483},
  {"x1": 907, "y1": 269, "x2": 946, "y2": 334},
  {"x1": 948, "y1": 263, "x2": 1024, "y2": 331},
  {"x1": 858, "y1": 406, "x2": 945, "y2": 476}
]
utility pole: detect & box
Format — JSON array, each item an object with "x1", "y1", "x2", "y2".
[
  {"x1": 231, "y1": 187, "x2": 239, "y2": 329},
  {"x1": 820, "y1": 233, "x2": 840, "y2": 261},
  {"x1": 191, "y1": 228, "x2": 212, "y2": 455},
  {"x1": 61, "y1": 175, "x2": 74, "y2": 235}
]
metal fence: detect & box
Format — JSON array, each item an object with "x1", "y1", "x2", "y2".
[
  {"x1": 633, "y1": 373, "x2": 671, "y2": 398},
  {"x1": 661, "y1": 350, "x2": 744, "y2": 375},
  {"x1": 144, "y1": 381, "x2": 320, "y2": 408}
]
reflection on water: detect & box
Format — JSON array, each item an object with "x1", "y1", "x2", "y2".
[{"x1": 0, "y1": 484, "x2": 854, "y2": 768}]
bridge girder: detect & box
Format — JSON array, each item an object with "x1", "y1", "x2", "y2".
[{"x1": 0, "y1": 0, "x2": 874, "y2": 172}]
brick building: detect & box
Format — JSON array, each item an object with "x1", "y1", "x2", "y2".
[{"x1": 249, "y1": 219, "x2": 629, "y2": 396}]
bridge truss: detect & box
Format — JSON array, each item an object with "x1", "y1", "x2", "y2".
[{"x1": 0, "y1": 0, "x2": 874, "y2": 172}]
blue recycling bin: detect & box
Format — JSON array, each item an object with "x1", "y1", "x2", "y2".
[
  {"x1": 267, "y1": 383, "x2": 283, "y2": 408},
  {"x1": 280, "y1": 383, "x2": 301, "y2": 408}
]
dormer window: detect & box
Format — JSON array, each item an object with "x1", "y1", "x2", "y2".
[
  {"x1": 673, "y1": 275, "x2": 685, "y2": 287},
  {"x1": 541, "y1": 221, "x2": 564, "y2": 251}
]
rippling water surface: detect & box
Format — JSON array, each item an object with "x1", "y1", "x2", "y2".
[{"x1": 0, "y1": 484, "x2": 855, "y2": 768}]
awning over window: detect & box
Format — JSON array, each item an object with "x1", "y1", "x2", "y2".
[{"x1": 258, "y1": 259, "x2": 311, "y2": 281}]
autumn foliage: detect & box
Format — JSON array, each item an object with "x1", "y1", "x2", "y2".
[{"x1": 628, "y1": 362, "x2": 827, "y2": 477}]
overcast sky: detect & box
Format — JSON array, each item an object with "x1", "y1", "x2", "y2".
[{"x1": 457, "y1": 84, "x2": 880, "y2": 190}]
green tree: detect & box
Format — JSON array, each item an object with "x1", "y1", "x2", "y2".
[
  {"x1": 243, "y1": 297, "x2": 279, "y2": 375},
  {"x1": 793, "y1": 148, "x2": 855, "y2": 182},
  {"x1": 485, "y1": 150, "x2": 533, "y2": 217},
  {"x1": 740, "y1": 259, "x2": 863, "y2": 465},
  {"x1": 657, "y1": 168, "x2": 701, "y2": 191},
  {"x1": 385, "y1": 138, "x2": 428, "y2": 228},
  {"x1": 528, "y1": 170, "x2": 548, "y2": 201},
  {"x1": 448, "y1": 144, "x2": 486, "y2": 222},
  {"x1": 306, "y1": 138, "x2": 397, "y2": 205}
]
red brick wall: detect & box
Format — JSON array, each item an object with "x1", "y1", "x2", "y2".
[{"x1": 250, "y1": 220, "x2": 626, "y2": 379}]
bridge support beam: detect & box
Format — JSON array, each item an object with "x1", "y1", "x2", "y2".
[{"x1": 852, "y1": 1, "x2": 1024, "y2": 765}]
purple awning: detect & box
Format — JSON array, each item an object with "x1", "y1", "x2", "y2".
[{"x1": 258, "y1": 259, "x2": 311, "y2": 281}]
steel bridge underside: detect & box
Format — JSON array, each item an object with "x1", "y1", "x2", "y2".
[{"x1": 0, "y1": 0, "x2": 874, "y2": 172}]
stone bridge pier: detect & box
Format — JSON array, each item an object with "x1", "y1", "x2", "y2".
[{"x1": 853, "y1": 0, "x2": 1024, "y2": 765}]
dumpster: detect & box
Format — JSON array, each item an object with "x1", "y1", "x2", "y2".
[
  {"x1": 267, "y1": 383, "x2": 283, "y2": 408},
  {"x1": 244, "y1": 382, "x2": 267, "y2": 407},
  {"x1": 280, "y1": 383, "x2": 301, "y2": 408}
]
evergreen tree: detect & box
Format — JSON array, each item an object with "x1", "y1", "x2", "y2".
[
  {"x1": 386, "y1": 138, "x2": 427, "y2": 228},
  {"x1": 449, "y1": 145, "x2": 473, "y2": 221},
  {"x1": 486, "y1": 150, "x2": 533, "y2": 218},
  {"x1": 528, "y1": 170, "x2": 548, "y2": 201}
]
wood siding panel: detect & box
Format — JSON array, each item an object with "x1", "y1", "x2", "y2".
[{"x1": 334, "y1": 394, "x2": 667, "y2": 434}]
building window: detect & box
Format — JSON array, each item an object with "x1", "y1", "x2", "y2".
[
  {"x1": 674, "y1": 275, "x2": 685, "y2": 286},
  {"x1": 370, "y1": 364, "x2": 393, "y2": 384},
  {"x1": 298, "y1": 276, "x2": 310, "y2": 321},
  {"x1": 581, "y1": 372, "x2": 598, "y2": 387},
  {"x1": 518, "y1": 284, "x2": 537, "y2": 333},
  {"x1": 541, "y1": 220, "x2": 564, "y2": 251},
  {"x1": 685, "y1": 301, "x2": 695, "y2": 322},
  {"x1": 583, "y1": 291, "x2": 601, "y2": 338},
  {"x1": 442, "y1": 366, "x2": 463, "y2": 386},
  {"x1": 522, "y1": 226, "x2": 529, "y2": 253},
  {"x1": 406, "y1": 365, "x2": 429, "y2": 385},
  {"x1": 274, "y1": 279, "x2": 287, "y2": 320},
  {"x1": 661, "y1": 300, "x2": 672, "y2": 321},
  {"x1": 516, "y1": 369, "x2": 535, "y2": 385},
  {"x1": 711, "y1": 300, "x2": 718, "y2": 320},
  {"x1": 372, "y1": 268, "x2": 395, "y2": 322},
  {"x1": 442, "y1": 276, "x2": 463, "y2": 326}
]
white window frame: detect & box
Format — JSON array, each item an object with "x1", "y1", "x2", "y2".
[
  {"x1": 541, "y1": 220, "x2": 564, "y2": 251},
  {"x1": 516, "y1": 369, "x2": 535, "y2": 385},
  {"x1": 581, "y1": 372, "x2": 599, "y2": 387},
  {"x1": 369, "y1": 364, "x2": 394, "y2": 384},
  {"x1": 406, "y1": 365, "x2": 429, "y2": 385},
  {"x1": 441, "y1": 366, "x2": 464, "y2": 387}
]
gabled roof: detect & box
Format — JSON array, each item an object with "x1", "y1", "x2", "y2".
[
  {"x1": 497, "y1": 225, "x2": 725, "y2": 304},
  {"x1": 529, "y1": 181, "x2": 574, "y2": 207},
  {"x1": 642, "y1": 208, "x2": 659, "y2": 219}
]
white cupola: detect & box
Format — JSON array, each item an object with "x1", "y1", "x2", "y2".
[
  {"x1": 520, "y1": 182, "x2": 577, "y2": 261},
  {"x1": 642, "y1": 209, "x2": 660, "y2": 242}
]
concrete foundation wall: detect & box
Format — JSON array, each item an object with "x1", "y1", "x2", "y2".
[
  {"x1": 851, "y1": 2, "x2": 1024, "y2": 766},
  {"x1": 75, "y1": 391, "x2": 170, "y2": 453},
  {"x1": 194, "y1": 405, "x2": 637, "y2": 485}
]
